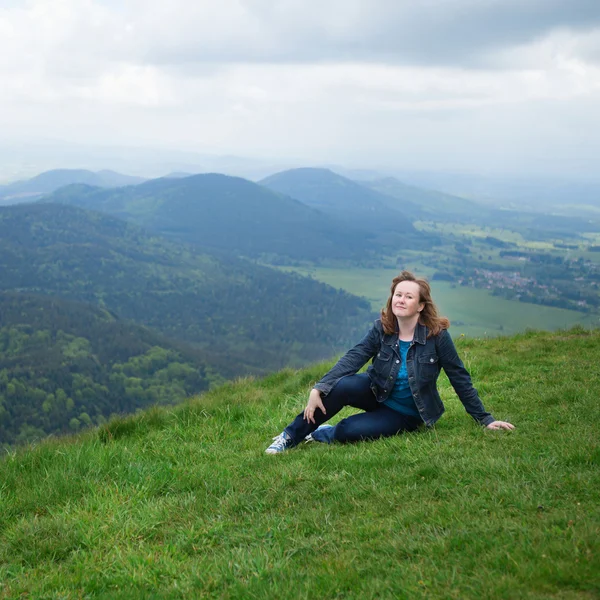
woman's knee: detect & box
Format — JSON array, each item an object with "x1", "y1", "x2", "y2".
[
  {"x1": 333, "y1": 416, "x2": 374, "y2": 443},
  {"x1": 334, "y1": 410, "x2": 416, "y2": 443}
]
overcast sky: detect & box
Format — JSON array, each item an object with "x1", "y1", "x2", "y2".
[{"x1": 1, "y1": 0, "x2": 599, "y2": 179}]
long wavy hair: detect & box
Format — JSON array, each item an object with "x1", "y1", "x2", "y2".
[{"x1": 381, "y1": 271, "x2": 450, "y2": 336}]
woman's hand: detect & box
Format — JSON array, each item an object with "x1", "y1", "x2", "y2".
[
  {"x1": 304, "y1": 388, "x2": 326, "y2": 424},
  {"x1": 486, "y1": 420, "x2": 515, "y2": 431}
]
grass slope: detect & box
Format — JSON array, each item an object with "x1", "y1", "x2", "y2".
[{"x1": 1, "y1": 329, "x2": 598, "y2": 598}]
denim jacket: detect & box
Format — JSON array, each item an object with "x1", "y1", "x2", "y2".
[{"x1": 314, "y1": 320, "x2": 494, "y2": 427}]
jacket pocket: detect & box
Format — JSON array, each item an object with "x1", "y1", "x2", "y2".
[
  {"x1": 375, "y1": 348, "x2": 393, "y2": 361},
  {"x1": 418, "y1": 354, "x2": 439, "y2": 381}
]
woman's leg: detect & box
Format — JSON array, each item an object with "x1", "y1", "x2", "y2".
[
  {"x1": 283, "y1": 373, "x2": 377, "y2": 444},
  {"x1": 332, "y1": 405, "x2": 422, "y2": 443}
]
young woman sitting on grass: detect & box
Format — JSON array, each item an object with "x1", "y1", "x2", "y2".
[{"x1": 266, "y1": 271, "x2": 514, "y2": 453}]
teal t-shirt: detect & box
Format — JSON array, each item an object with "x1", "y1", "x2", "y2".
[{"x1": 383, "y1": 340, "x2": 421, "y2": 419}]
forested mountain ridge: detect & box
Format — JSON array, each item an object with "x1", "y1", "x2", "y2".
[
  {"x1": 0, "y1": 169, "x2": 146, "y2": 203},
  {"x1": 259, "y1": 167, "x2": 422, "y2": 228},
  {"x1": 0, "y1": 203, "x2": 374, "y2": 370},
  {"x1": 0, "y1": 292, "x2": 231, "y2": 446},
  {"x1": 261, "y1": 168, "x2": 600, "y2": 239},
  {"x1": 45, "y1": 173, "x2": 376, "y2": 262}
]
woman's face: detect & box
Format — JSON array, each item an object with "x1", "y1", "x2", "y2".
[{"x1": 391, "y1": 280, "x2": 424, "y2": 320}]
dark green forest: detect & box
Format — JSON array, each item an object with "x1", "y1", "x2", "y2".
[
  {"x1": 0, "y1": 203, "x2": 373, "y2": 362},
  {"x1": 0, "y1": 292, "x2": 232, "y2": 446}
]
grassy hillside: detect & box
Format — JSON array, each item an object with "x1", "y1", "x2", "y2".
[{"x1": 1, "y1": 329, "x2": 598, "y2": 598}]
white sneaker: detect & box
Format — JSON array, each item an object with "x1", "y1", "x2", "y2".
[{"x1": 265, "y1": 431, "x2": 294, "y2": 454}]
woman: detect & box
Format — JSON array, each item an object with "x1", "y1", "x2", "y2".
[{"x1": 266, "y1": 271, "x2": 513, "y2": 454}]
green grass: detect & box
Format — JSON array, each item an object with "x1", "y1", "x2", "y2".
[
  {"x1": 1, "y1": 329, "x2": 599, "y2": 598},
  {"x1": 281, "y1": 266, "x2": 600, "y2": 338}
]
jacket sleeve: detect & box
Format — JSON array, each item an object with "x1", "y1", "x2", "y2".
[
  {"x1": 435, "y1": 329, "x2": 494, "y2": 426},
  {"x1": 313, "y1": 321, "x2": 381, "y2": 395}
]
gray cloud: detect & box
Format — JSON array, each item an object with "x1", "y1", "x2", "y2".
[{"x1": 136, "y1": 0, "x2": 600, "y2": 68}]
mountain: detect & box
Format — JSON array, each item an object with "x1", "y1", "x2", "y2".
[
  {"x1": 365, "y1": 176, "x2": 600, "y2": 237},
  {"x1": 0, "y1": 202, "x2": 373, "y2": 372},
  {"x1": 364, "y1": 177, "x2": 485, "y2": 219},
  {"x1": 161, "y1": 171, "x2": 197, "y2": 179},
  {"x1": 387, "y1": 170, "x2": 600, "y2": 214},
  {"x1": 0, "y1": 291, "x2": 233, "y2": 445},
  {"x1": 0, "y1": 169, "x2": 147, "y2": 203},
  {"x1": 46, "y1": 173, "x2": 376, "y2": 262},
  {"x1": 259, "y1": 167, "x2": 422, "y2": 229}
]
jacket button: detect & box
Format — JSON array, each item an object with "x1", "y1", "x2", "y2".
[
  {"x1": 384, "y1": 389, "x2": 387, "y2": 392},
  {"x1": 430, "y1": 358, "x2": 435, "y2": 362},
  {"x1": 396, "y1": 359, "x2": 400, "y2": 364}
]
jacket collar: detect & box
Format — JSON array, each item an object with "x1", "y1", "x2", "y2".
[
  {"x1": 383, "y1": 320, "x2": 428, "y2": 345},
  {"x1": 413, "y1": 321, "x2": 428, "y2": 345}
]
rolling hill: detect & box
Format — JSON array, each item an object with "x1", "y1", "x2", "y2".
[
  {"x1": 260, "y1": 167, "x2": 422, "y2": 228},
  {"x1": 365, "y1": 175, "x2": 600, "y2": 236},
  {"x1": 46, "y1": 173, "x2": 376, "y2": 262},
  {"x1": 0, "y1": 169, "x2": 146, "y2": 203},
  {"x1": 364, "y1": 177, "x2": 485, "y2": 219}
]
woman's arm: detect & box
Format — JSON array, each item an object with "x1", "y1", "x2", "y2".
[
  {"x1": 313, "y1": 321, "x2": 381, "y2": 396},
  {"x1": 436, "y1": 329, "x2": 512, "y2": 428}
]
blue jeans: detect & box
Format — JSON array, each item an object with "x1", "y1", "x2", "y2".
[{"x1": 284, "y1": 373, "x2": 423, "y2": 445}]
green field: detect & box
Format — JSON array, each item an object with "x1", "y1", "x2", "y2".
[
  {"x1": 1, "y1": 329, "x2": 598, "y2": 598},
  {"x1": 281, "y1": 266, "x2": 600, "y2": 338}
]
